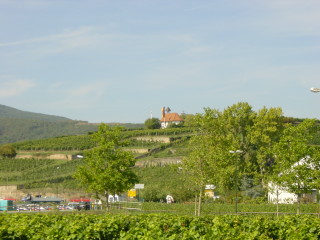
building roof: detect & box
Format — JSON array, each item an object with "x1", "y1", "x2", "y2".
[
  {"x1": 29, "y1": 196, "x2": 63, "y2": 203},
  {"x1": 160, "y1": 113, "x2": 184, "y2": 122}
]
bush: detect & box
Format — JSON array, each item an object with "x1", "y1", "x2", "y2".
[
  {"x1": 0, "y1": 144, "x2": 17, "y2": 158},
  {"x1": 144, "y1": 118, "x2": 161, "y2": 129}
]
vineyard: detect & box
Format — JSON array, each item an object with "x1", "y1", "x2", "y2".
[
  {"x1": 141, "y1": 202, "x2": 320, "y2": 215},
  {"x1": 0, "y1": 213, "x2": 320, "y2": 239},
  {"x1": 12, "y1": 135, "x2": 96, "y2": 151},
  {"x1": 0, "y1": 158, "x2": 84, "y2": 189},
  {"x1": 11, "y1": 127, "x2": 195, "y2": 151},
  {"x1": 0, "y1": 127, "x2": 194, "y2": 194}
]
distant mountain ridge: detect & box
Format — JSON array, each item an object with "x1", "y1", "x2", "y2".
[
  {"x1": 0, "y1": 104, "x2": 97, "y2": 144},
  {"x1": 0, "y1": 104, "x2": 143, "y2": 145},
  {"x1": 0, "y1": 104, "x2": 71, "y2": 122}
]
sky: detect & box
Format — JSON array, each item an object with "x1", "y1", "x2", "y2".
[{"x1": 0, "y1": 0, "x2": 320, "y2": 123}]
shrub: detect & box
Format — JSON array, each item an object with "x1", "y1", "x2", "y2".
[{"x1": 0, "y1": 144, "x2": 17, "y2": 158}]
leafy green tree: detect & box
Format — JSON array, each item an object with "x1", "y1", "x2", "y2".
[
  {"x1": 0, "y1": 144, "x2": 17, "y2": 158},
  {"x1": 271, "y1": 119, "x2": 320, "y2": 213},
  {"x1": 183, "y1": 102, "x2": 285, "y2": 202},
  {"x1": 180, "y1": 113, "x2": 197, "y2": 127},
  {"x1": 184, "y1": 103, "x2": 254, "y2": 193},
  {"x1": 248, "y1": 106, "x2": 284, "y2": 185},
  {"x1": 183, "y1": 132, "x2": 224, "y2": 215},
  {"x1": 74, "y1": 124, "x2": 138, "y2": 206},
  {"x1": 144, "y1": 118, "x2": 161, "y2": 129}
]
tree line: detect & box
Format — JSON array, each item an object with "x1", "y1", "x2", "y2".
[{"x1": 73, "y1": 102, "x2": 320, "y2": 210}]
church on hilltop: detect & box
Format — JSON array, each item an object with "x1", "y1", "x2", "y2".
[{"x1": 160, "y1": 107, "x2": 184, "y2": 129}]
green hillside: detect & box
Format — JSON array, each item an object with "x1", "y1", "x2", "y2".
[
  {"x1": 0, "y1": 104, "x2": 143, "y2": 144},
  {"x1": 0, "y1": 104, "x2": 71, "y2": 121},
  {"x1": 0, "y1": 127, "x2": 194, "y2": 201}
]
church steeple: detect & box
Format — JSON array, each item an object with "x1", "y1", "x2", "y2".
[{"x1": 161, "y1": 106, "x2": 165, "y2": 118}]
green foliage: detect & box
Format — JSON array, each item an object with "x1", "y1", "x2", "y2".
[
  {"x1": 74, "y1": 124, "x2": 138, "y2": 203},
  {"x1": 0, "y1": 118, "x2": 99, "y2": 144},
  {"x1": 167, "y1": 122, "x2": 184, "y2": 128},
  {"x1": 1, "y1": 214, "x2": 320, "y2": 239},
  {"x1": 239, "y1": 176, "x2": 265, "y2": 200},
  {"x1": 183, "y1": 103, "x2": 285, "y2": 195},
  {"x1": 142, "y1": 202, "x2": 320, "y2": 214},
  {"x1": 144, "y1": 118, "x2": 161, "y2": 129},
  {"x1": 271, "y1": 119, "x2": 320, "y2": 209},
  {"x1": 134, "y1": 165, "x2": 195, "y2": 202},
  {"x1": 180, "y1": 113, "x2": 197, "y2": 127},
  {"x1": 0, "y1": 144, "x2": 17, "y2": 158}
]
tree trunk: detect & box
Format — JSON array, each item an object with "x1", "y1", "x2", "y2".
[
  {"x1": 317, "y1": 189, "x2": 320, "y2": 218},
  {"x1": 297, "y1": 193, "x2": 301, "y2": 215},
  {"x1": 105, "y1": 191, "x2": 109, "y2": 211},
  {"x1": 276, "y1": 188, "x2": 279, "y2": 217},
  {"x1": 194, "y1": 195, "x2": 198, "y2": 216},
  {"x1": 198, "y1": 190, "x2": 202, "y2": 217}
]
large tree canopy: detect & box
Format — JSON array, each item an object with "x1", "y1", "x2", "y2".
[
  {"x1": 270, "y1": 119, "x2": 320, "y2": 211},
  {"x1": 74, "y1": 124, "x2": 138, "y2": 205},
  {"x1": 183, "y1": 102, "x2": 285, "y2": 195}
]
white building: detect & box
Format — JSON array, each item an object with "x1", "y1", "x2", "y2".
[
  {"x1": 268, "y1": 157, "x2": 318, "y2": 204},
  {"x1": 268, "y1": 182, "x2": 298, "y2": 204},
  {"x1": 160, "y1": 107, "x2": 184, "y2": 129}
]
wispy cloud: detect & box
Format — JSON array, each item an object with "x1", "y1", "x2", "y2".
[
  {"x1": 53, "y1": 82, "x2": 109, "y2": 109},
  {"x1": 68, "y1": 83, "x2": 107, "y2": 97},
  {"x1": 0, "y1": 26, "x2": 97, "y2": 48},
  {"x1": 0, "y1": 76, "x2": 35, "y2": 98},
  {"x1": 0, "y1": 26, "x2": 132, "y2": 63}
]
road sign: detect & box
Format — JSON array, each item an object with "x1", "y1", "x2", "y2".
[
  {"x1": 134, "y1": 184, "x2": 144, "y2": 189},
  {"x1": 128, "y1": 189, "x2": 137, "y2": 197}
]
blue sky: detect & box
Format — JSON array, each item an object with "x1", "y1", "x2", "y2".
[{"x1": 0, "y1": 0, "x2": 320, "y2": 123}]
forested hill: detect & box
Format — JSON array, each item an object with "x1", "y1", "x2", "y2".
[
  {"x1": 0, "y1": 104, "x2": 100, "y2": 144},
  {"x1": 0, "y1": 104, "x2": 71, "y2": 122},
  {"x1": 0, "y1": 104, "x2": 144, "y2": 144}
]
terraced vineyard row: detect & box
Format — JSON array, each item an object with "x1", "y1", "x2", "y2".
[
  {"x1": 12, "y1": 135, "x2": 96, "y2": 151},
  {"x1": 11, "y1": 127, "x2": 195, "y2": 151},
  {"x1": 0, "y1": 158, "x2": 83, "y2": 186}
]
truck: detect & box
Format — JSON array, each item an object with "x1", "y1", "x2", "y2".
[{"x1": 22, "y1": 194, "x2": 63, "y2": 204}]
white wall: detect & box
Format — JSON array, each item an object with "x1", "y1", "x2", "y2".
[{"x1": 268, "y1": 182, "x2": 298, "y2": 204}]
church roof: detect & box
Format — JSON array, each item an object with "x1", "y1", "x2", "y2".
[{"x1": 160, "y1": 113, "x2": 184, "y2": 122}]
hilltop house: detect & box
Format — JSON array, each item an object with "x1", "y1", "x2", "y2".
[{"x1": 160, "y1": 107, "x2": 184, "y2": 129}]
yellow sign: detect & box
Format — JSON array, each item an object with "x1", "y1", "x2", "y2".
[
  {"x1": 205, "y1": 189, "x2": 214, "y2": 198},
  {"x1": 128, "y1": 189, "x2": 136, "y2": 197}
]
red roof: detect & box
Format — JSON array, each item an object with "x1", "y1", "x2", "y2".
[
  {"x1": 160, "y1": 113, "x2": 183, "y2": 122},
  {"x1": 69, "y1": 198, "x2": 91, "y2": 202}
]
